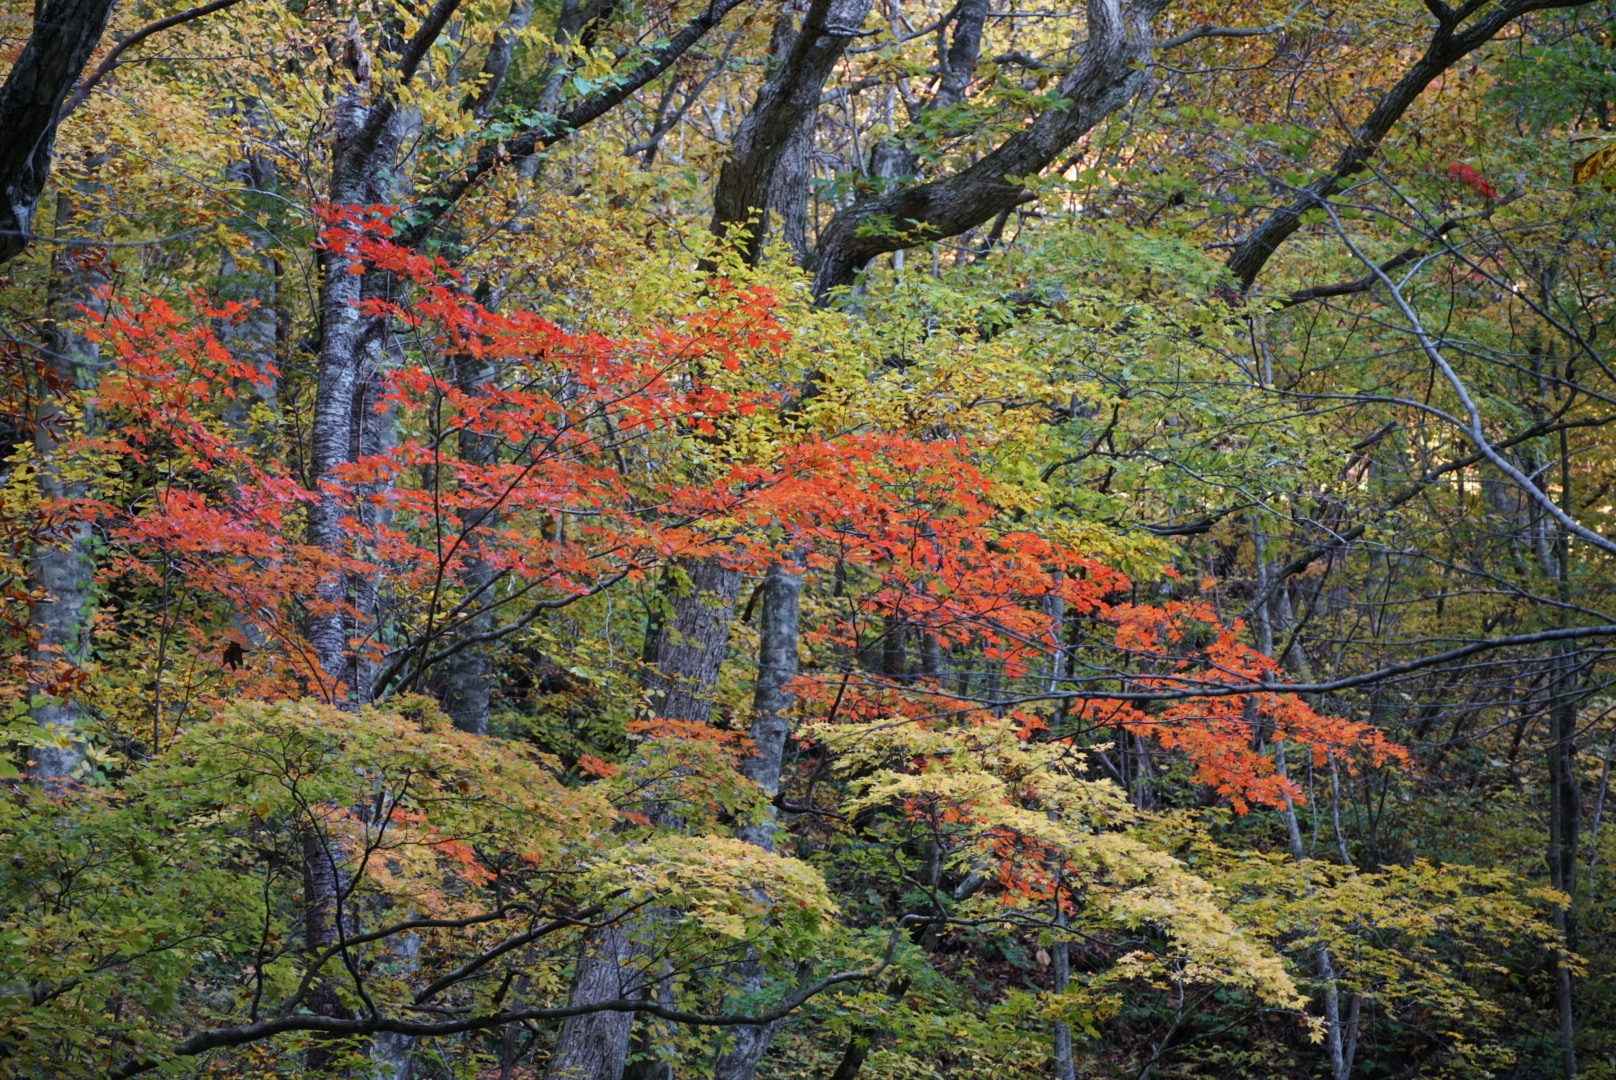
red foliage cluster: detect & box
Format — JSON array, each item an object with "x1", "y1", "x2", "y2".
[
  {"x1": 52, "y1": 207, "x2": 1400, "y2": 809},
  {"x1": 1445, "y1": 162, "x2": 1498, "y2": 200}
]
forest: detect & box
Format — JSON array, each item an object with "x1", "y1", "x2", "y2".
[{"x1": 0, "y1": 0, "x2": 1613, "y2": 1075}]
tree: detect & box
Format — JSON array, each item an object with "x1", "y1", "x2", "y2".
[{"x1": 2, "y1": 0, "x2": 1613, "y2": 1075}]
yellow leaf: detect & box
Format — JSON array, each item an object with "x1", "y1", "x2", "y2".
[{"x1": 1572, "y1": 140, "x2": 1616, "y2": 187}]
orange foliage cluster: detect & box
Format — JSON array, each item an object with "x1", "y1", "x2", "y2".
[{"x1": 54, "y1": 208, "x2": 1400, "y2": 814}]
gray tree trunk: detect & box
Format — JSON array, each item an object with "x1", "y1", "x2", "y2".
[
  {"x1": 867, "y1": 0, "x2": 989, "y2": 188},
  {"x1": 1052, "y1": 899, "x2": 1075, "y2": 1080},
  {"x1": 217, "y1": 150, "x2": 281, "y2": 439},
  {"x1": 713, "y1": 562, "x2": 803, "y2": 1080},
  {"x1": 439, "y1": 340, "x2": 502, "y2": 735},
  {"x1": 544, "y1": 923, "x2": 647, "y2": 1080},
  {"x1": 301, "y1": 823, "x2": 357, "y2": 1072},
  {"x1": 642, "y1": 558, "x2": 743, "y2": 723},
  {"x1": 548, "y1": 556, "x2": 742, "y2": 1078},
  {"x1": 736, "y1": 562, "x2": 801, "y2": 849},
  {"x1": 306, "y1": 79, "x2": 411, "y2": 698},
  {"x1": 28, "y1": 181, "x2": 106, "y2": 781},
  {"x1": 1548, "y1": 660, "x2": 1581, "y2": 1080}
]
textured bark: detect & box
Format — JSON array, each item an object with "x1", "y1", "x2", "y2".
[
  {"x1": 1548, "y1": 656, "x2": 1581, "y2": 1080},
  {"x1": 0, "y1": 0, "x2": 118, "y2": 262},
  {"x1": 307, "y1": 81, "x2": 413, "y2": 697},
  {"x1": 439, "y1": 342, "x2": 503, "y2": 735},
  {"x1": 471, "y1": 0, "x2": 537, "y2": 119},
  {"x1": 709, "y1": 0, "x2": 873, "y2": 265},
  {"x1": 349, "y1": 351, "x2": 400, "y2": 705},
  {"x1": 28, "y1": 184, "x2": 106, "y2": 781},
  {"x1": 866, "y1": 0, "x2": 989, "y2": 188},
  {"x1": 735, "y1": 563, "x2": 801, "y2": 850},
  {"x1": 547, "y1": 557, "x2": 741, "y2": 1078},
  {"x1": 642, "y1": 558, "x2": 744, "y2": 723},
  {"x1": 1051, "y1": 899, "x2": 1075, "y2": 1080},
  {"x1": 808, "y1": 0, "x2": 1167, "y2": 300},
  {"x1": 217, "y1": 151, "x2": 281, "y2": 438},
  {"x1": 767, "y1": 107, "x2": 815, "y2": 265},
  {"x1": 544, "y1": 924, "x2": 648, "y2": 1080},
  {"x1": 302, "y1": 0, "x2": 458, "y2": 689},
  {"x1": 712, "y1": 563, "x2": 803, "y2": 1080},
  {"x1": 1222, "y1": 0, "x2": 1599, "y2": 292},
  {"x1": 301, "y1": 824, "x2": 357, "y2": 1072}
]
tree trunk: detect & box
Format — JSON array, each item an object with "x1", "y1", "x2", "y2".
[
  {"x1": 713, "y1": 562, "x2": 803, "y2": 1080},
  {"x1": 217, "y1": 148, "x2": 281, "y2": 440},
  {"x1": 438, "y1": 341, "x2": 502, "y2": 735},
  {"x1": 544, "y1": 923, "x2": 647, "y2": 1080},
  {"x1": 307, "y1": 80, "x2": 411, "y2": 699},
  {"x1": 642, "y1": 557, "x2": 743, "y2": 723},
  {"x1": 28, "y1": 179, "x2": 106, "y2": 781},
  {"x1": 0, "y1": 0, "x2": 119, "y2": 262},
  {"x1": 301, "y1": 823, "x2": 357, "y2": 1072},
  {"x1": 736, "y1": 562, "x2": 801, "y2": 849},
  {"x1": 866, "y1": 0, "x2": 989, "y2": 188},
  {"x1": 1548, "y1": 656, "x2": 1581, "y2": 1080},
  {"x1": 1052, "y1": 897, "x2": 1075, "y2": 1080},
  {"x1": 548, "y1": 555, "x2": 742, "y2": 1078},
  {"x1": 709, "y1": 0, "x2": 873, "y2": 266}
]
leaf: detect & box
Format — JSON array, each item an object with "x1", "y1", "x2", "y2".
[{"x1": 1572, "y1": 140, "x2": 1616, "y2": 187}]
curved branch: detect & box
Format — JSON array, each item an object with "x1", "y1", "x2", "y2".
[
  {"x1": 1156, "y1": 21, "x2": 1282, "y2": 48},
  {"x1": 1325, "y1": 201, "x2": 1616, "y2": 561},
  {"x1": 807, "y1": 0, "x2": 1170, "y2": 300},
  {"x1": 57, "y1": 0, "x2": 247, "y2": 122},
  {"x1": 1224, "y1": 0, "x2": 1600, "y2": 291},
  {"x1": 109, "y1": 916, "x2": 929, "y2": 1078},
  {"x1": 1029, "y1": 623, "x2": 1616, "y2": 705},
  {"x1": 400, "y1": 0, "x2": 752, "y2": 249}
]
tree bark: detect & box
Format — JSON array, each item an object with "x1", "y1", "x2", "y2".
[
  {"x1": 439, "y1": 339, "x2": 503, "y2": 735},
  {"x1": 301, "y1": 823, "x2": 358, "y2": 1072},
  {"x1": 709, "y1": 0, "x2": 873, "y2": 265},
  {"x1": 1052, "y1": 894, "x2": 1075, "y2": 1080},
  {"x1": 543, "y1": 923, "x2": 649, "y2": 1080},
  {"x1": 307, "y1": 77, "x2": 413, "y2": 699},
  {"x1": 1548, "y1": 654, "x2": 1581, "y2": 1080},
  {"x1": 28, "y1": 179, "x2": 106, "y2": 781},
  {"x1": 547, "y1": 556, "x2": 742, "y2": 1078},
  {"x1": 736, "y1": 562, "x2": 801, "y2": 850},
  {"x1": 0, "y1": 0, "x2": 118, "y2": 263},
  {"x1": 807, "y1": 0, "x2": 1168, "y2": 300},
  {"x1": 712, "y1": 562, "x2": 803, "y2": 1080},
  {"x1": 866, "y1": 0, "x2": 990, "y2": 188},
  {"x1": 642, "y1": 558, "x2": 744, "y2": 723},
  {"x1": 217, "y1": 148, "x2": 282, "y2": 440},
  {"x1": 471, "y1": 0, "x2": 537, "y2": 119}
]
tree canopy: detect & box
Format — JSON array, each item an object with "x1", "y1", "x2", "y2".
[{"x1": 0, "y1": 0, "x2": 1613, "y2": 1076}]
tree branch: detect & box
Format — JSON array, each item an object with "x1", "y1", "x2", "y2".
[
  {"x1": 1156, "y1": 21, "x2": 1282, "y2": 49},
  {"x1": 400, "y1": 0, "x2": 751, "y2": 249},
  {"x1": 109, "y1": 916, "x2": 931, "y2": 1078},
  {"x1": 56, "y1": 0, "x2": 247, "y2": 122},
  {"x1": 807, "y1": 0, "x2": 1170, "y2": 300},
  {"x1": 1224, "y1": 0, "x2": 1599, "y2": 291}
]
